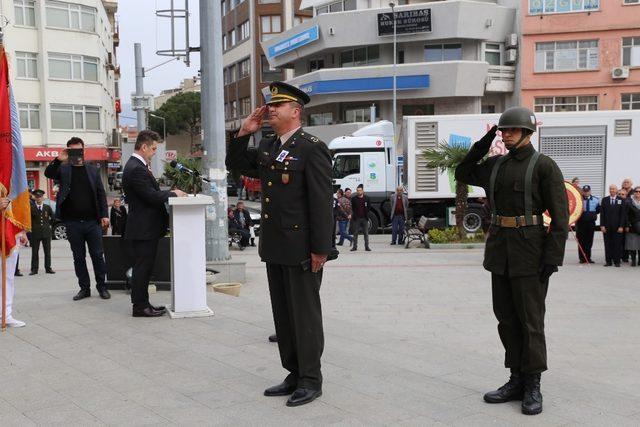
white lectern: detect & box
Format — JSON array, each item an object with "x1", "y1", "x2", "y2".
[{"x1": 167, "y1": 195, "x2": 214, "y2": 318}]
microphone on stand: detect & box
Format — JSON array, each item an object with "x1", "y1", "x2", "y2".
[{"x1": 170, "y1": 160, "x2": 210, "y2": 182}]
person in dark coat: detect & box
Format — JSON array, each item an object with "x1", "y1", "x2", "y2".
[
  {"x1": 455, "y1": 107, "x2": 568, "y2": 416},
  {"x1": 122, "y1": 130, "x2": 187, "y2": 317},
  {"x1": 29, "y1": 190, "x2": 55, "y2": 275},
  {"x1": 350, "y1": 184, "x2": 372, "y2": 251},
  {"x1": 576, "y1": 185, "x2": 600, "y2": 263},
  {"x1": 109, "y1": 198, "x2": 128, "y2": 236},
  {"x1": 600, "y1": 184, "x2": 627, "y2": 267},
  {"x1": 44, "y1": 137, "x2": 110, "y2": 300},
  {"x1": 226, "y1": 81, "x2": 333, "y2": 407},
  {"x1": 228, "y1": 206, "x2": 250, "y2": 249},
  {"x1": 625, "y1": 186, "x2": 640, "y2": 266}
]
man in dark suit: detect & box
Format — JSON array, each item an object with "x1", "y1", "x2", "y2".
[
  {"x1": 29, "y1": 189, "x2": 55, "y2": 275},
  {"x1": 601, "y1": 184, "x2": 627, "y2": 267},
  {"x1": 123, "y1": 130, "x2": 186, "y2": 317},
  {"x1": 45, "y1": 137, "x2": 110, "y2": 300},
  {"x1": 226, "y1": 82, "x2": 333, "y2": 407}
]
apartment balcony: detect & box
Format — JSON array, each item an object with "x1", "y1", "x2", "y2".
[
  {"x1": 261, "y1": 1, "x2": 516, "y2": 68},
  {"x1": 262, "y1": 61, "x2": 502, "y2": 107},
  {"x1": 486, "y1": 65, "x2": 515, "y2": 92}
]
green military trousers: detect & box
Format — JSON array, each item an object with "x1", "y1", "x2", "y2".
[
  {"x1": 491, "y1": 273, "x2": 549, "y2": 374},
  {"x1": 266, "y1": 263, "x2": 324, "y2": 390}
]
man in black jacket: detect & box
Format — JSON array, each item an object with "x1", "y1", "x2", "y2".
[
  {"x1": 575, "y1": 185, "x2": 599, "y2": 263},
  {"x1": 29, "y1": 189, "x2": 55, "y2": 275},
  {"x1": 45, "y1": 137, "x2": 110, "y2": 300},
  {"x1": 601, "y1": 184, "x2": 627, "y2": 267},
  {"x1": 226, "y1": 81, "x2": 333, "y2": 407},
  {"x1": 350, "y1": 184, "x2": 371, "y2": 252},
  {"x1": 123, "y1": 130, "x2": 186, "y2": 317}
]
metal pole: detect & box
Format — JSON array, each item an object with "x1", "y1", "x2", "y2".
[
  {"x1": 391, "y1": 2, "x2": 397, "y2": 137},
  {"x1": 134, "y1": 43, "x2": 146, "y2": 131},
  {"x1": 200, "y1": 0, "x2": 229, "y2": 261}
]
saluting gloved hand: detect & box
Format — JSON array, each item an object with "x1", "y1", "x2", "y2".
[
  {"x1": 539, "y1": 264, "x2": 558, "y2": 283},
  {"x1": 473, "y1": 125, "x2": 498, "y2": 151}
]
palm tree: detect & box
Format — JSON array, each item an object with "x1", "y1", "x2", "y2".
[{"x1": 422, "y1": 141, "x2": 471, "y2": 239}]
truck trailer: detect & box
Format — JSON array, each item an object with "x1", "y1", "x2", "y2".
[{"x1": 328, "y1": 110, "x2": 640, "y2": 233}]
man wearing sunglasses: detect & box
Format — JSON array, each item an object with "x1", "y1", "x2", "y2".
[{"x1": 456, "y1": 107, "x2": 568, "y2": 415}]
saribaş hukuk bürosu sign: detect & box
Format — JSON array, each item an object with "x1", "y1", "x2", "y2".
[{"x1": 377, "y1": 8, "x2": 431, "y2": 36}]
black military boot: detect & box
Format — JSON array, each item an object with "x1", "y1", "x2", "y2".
[
  {"x1": 521, "y1": 373, "x2": 543, "y2": 415},
  {"x1": 483, "y1": 369, "x2": 524, "y2": 403}
]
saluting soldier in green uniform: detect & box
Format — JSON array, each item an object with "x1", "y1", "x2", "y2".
[
  {"x1": 29, "y1": 189, "x2": 56, "y2": 275},
  {"x1": 226, "y1": 82, "x2": 333, "y2": 407},
  {"x1": 455, "y1": 107, "x2": 569, "y2": 415}
]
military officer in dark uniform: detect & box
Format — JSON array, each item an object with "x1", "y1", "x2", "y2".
[
  {"x1": 226, "y1": 82, "x2": 333, "y2": 407},
  {"x1": 29, "y1": 189, "x2": 55, "y2": 275},
  {"x1": 455, "y1": 107, "x2": 569, "y2": 416}
]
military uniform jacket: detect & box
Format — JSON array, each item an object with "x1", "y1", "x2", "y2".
[
  {"x1": 30, "y1": 202, "x2": 54, "y2": 239},
  {"x1": 455, "y1": 142, "x2": 569, "y2": 277},
  {"x1": 226, "y1": 128, "x2": 333, "y2": 266}
]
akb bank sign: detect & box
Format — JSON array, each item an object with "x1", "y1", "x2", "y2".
[{"x1": 23, "y1": 147, "x2": 117, "y2": 161}]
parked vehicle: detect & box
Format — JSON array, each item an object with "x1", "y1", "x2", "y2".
[{"x1": 329, "y1": 111, "x2": 640, "y2": 233}]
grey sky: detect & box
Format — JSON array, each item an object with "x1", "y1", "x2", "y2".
[{"x1": 118, "y1": 0, "x2": 200, "y2": 123}]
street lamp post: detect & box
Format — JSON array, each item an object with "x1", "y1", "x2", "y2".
[
  {"x1": 149, "y1": 113, "x2": 166, "y2": 142},
  {"x1": 389, "y1": 2, "x2": 397, "y2": 137}
]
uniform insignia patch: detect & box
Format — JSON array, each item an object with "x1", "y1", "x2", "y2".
[{"x1": 276, "y1": 150, "x2": 289, "y2": 163}]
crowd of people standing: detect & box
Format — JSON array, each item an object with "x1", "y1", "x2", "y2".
[{"x1": 574, "y1": 177, "x2": 640, "y2": 267}]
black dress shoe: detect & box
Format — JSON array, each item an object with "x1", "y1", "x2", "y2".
[
  {"x1": 151, "y1": 305, "x2": 166, "y2": 312},
  {"x1": 350, "y1": 247, "x2": 357, "y2": 251},
  {"x1": 268, "y1": 334, "x2": 277, "y2": 343},
  {"x1": 264, "y1": 382, "x2": 297, "y2": 397},
  {"x1": 483, "y1": 371, "x2": 524, "y2": 403},
  {"x1": 73, "y1": 289, "x2": 91, "y2": 301},
  {"x1": 365, "y1": 247, "x2": 372, "y2": 252},
  {"x1": 29, "y1": 271, "x2": 37, "y2": 275},
  {"x1": 588, "y1": 260, "x2": 595, "y2": 264},
  {"x1": 132, "y1": 307, "x2": 164, "y2": 317},
  {"x1": 14, "y1": 271, "x2": 23, "y2": 277},
  {"x1": 45, "y1": 269, "x2": 56, "y2": 274},
  {"x1": 98, "y1": 289, "x2": 111, "y2": 299},
  {"x1": 286, "y1": 388, "x2": 322, "y2": 407},
  {"x1": 604, "y1": 263, "x2": 612, "y2": 267}
]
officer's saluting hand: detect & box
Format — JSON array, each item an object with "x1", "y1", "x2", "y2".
[{"x1": 226, "y1": 81, "x2": 333, "y2": 407}]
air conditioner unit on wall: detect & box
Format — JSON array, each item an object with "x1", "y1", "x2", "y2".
[
  {"x1": 612, "y1": 67, "x2": 629, "y2": 79},
  {"x1": 505, "y1": 49, "x2": 517, "y2": 65},
  {"x1": 506, "y1": 33, "x2": 518, "y2": 48}
]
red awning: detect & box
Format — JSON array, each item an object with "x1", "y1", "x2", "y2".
[{"x1": 24, "y1": 147, "x2": 121, "y2": 162}]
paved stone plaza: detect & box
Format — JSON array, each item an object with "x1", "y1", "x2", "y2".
[{"x1": 2, "y1": 232, "x2": 640, "y2": 426}]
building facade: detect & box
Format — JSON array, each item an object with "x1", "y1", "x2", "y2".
[
  {"x1": 260, "y1": 0, "x2": 521, "y2": 131},
  {"x1": 2, "y1": 0, "x2": 120, "y2": 195},
  {"x1": 221, "y1": 0, "x2": 311, "y2": 132},
  {"x1": 521, "y1": 0, "x2": 640, "y2": 112}
]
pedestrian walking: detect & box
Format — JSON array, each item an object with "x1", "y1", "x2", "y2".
[
  {"x1": 455, "y1": 107, "x2": 569, "y2": 416},
  {"x1": 29, "y1": 190, "x2": 55, "y2": 275},
  {"x1": 350, "y1": 184, "x2": 371, "y2": 252},
  {"x1": 601, "y1": 184, "x2": 626, "y2": 267},
  {"x1": 576, "y1": 185, "x2": 599, "y2": 263},
  {"x1": 44, "y1": 137, "x2": 111, "y2": 301},
  {"x1": 336, "y1": 189, "x2": 353, "y2": 246},
  {"x1": 390, "y1": 186, "x2": 408, "y2": 245},
  {"x1": 109, "y1": 198, "x2": 128, "y2": 236},
  {"x1": 625, "y1": 186, "x2": 640, "y2": 266},
  {"x1": 226, "y1": 81, "x2": 333, "y2": 407}
]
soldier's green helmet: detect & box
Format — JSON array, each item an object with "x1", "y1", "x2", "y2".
[{"x1": 498, "y1": 107, "x2": 537, "y2": 133}]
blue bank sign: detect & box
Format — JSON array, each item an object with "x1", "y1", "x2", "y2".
[
  {"x1": 267, "y1": 26, "x2": 320, "y2": 58},
  {"x1": 299, "y1": 75, "x2": 429, "y2": 96}
]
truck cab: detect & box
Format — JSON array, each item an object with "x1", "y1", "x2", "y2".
[{"x1": 329, "y1": 121, "x2": 397, "y2": 233}]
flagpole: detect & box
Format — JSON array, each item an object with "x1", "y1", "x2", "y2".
[{"x1": 1, "y1": 198, "x2": 7, "y2": 332}]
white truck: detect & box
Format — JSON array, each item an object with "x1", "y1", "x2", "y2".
[{"x1": 328, "y1": 110, "x2": 640, "y2": 233}]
